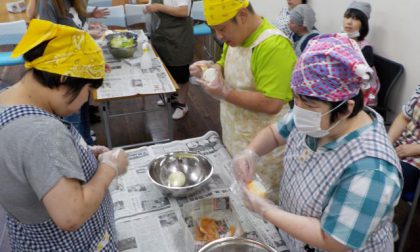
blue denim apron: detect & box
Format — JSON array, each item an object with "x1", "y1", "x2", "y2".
[{"x1": 0, "y1": 105, "x2": 117, "y2": 251}]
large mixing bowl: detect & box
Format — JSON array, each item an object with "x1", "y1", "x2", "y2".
[
  {"x1": 148, "y1": 152, "x2": 213, "y2": 197},
  {"x1": 198, "y1": 237, "x2": 277, "y2": 252},
  {"x1": 106, "y1": 32, "x2": 138, "y2": 59}
]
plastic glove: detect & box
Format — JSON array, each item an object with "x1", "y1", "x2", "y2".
[
  {"x1": 242, "y1": 186, "x2": 277, "y2": 218},
  {"x1": 90, "y1": 145, "x2": 110, "y2": 159},
  {"x1": 196, "y1": 69, "x2": 231, "y2": 100},
  {"x1": 232, "y1": 149, "x2": 260, "y2": 183},
  {"x1": 189, "y1": 60, "x2": 214, "y2": 79},
  {"x1": 98, "y1": 148, "x2": 129, "y2": 177}
]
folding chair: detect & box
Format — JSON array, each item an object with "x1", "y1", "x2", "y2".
[
  {"x1": 371, "y1": 54, "x2": 404, "y2": 125},
  {"x1": 0, "y1": 20, "x2": 27, "y2": 66},
  {"x1": 398, "y1": 177, "x2": 420, "y2": 252},
  {"x1": 87, "y1": 0, "x2": 113, "y2": 7},
  {"x1": 124, "y1": 4, "x2": 151, "y2": 32},
  {"x1": 87, "y1": 5, "x2": 126, "y2": 28}
]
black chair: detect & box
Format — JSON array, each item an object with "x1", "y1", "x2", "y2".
[
  {"x1": 371, "y1": 54, "x2": 404, "y2": 125},
  {"x1": 398, "y1": 177, "x2": 420, "y2": 252}
]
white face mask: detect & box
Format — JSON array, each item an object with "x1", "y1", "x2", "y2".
[
  {"x1": 293, "y1": 100, "x2": 347, "y2": 138},
  {"x1": 340, "y1": 26, "x2": 360, "y2": 39}
]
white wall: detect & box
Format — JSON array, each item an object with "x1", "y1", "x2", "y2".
[{"x1": 250, "y1": 0, "x2": 420, "y2": 119}]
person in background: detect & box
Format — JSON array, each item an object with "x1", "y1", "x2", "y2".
[
  {"x1": 389, "y1": 85, "x2": 420, "y2": 205},
  {"x1": 234, "y1": 34, "x2": 402, "y2": 251},
  {"x1": 288, "y1": 4, "x2": 318, "y2": 57},
  {"x1": 190, "y1": 0, "x2": 296, "y2": 202},
  {"x1": 26, "y1": 0, "x2": 38, "y2": 20},
  {"x1": 38, "y1": 0, "x2": 109, "y2": 144},
  {"x1": 272, "y1": 0, "x2": 307, "y2": 38},
  {"x1": 343, "y1": 1, "x2": 380, "y2": 107},
  {"x1": 0, "y1": 19, "x2": 128, "y2": 251},
  {"x1": 145, "y1": 0, "x2": 194, "y2": 120}
]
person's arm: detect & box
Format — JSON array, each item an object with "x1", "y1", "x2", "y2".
[
  {"x1": 388, "y1": 112, "x2": 409, "y2": 144},
  {"x1": 243, "y1": 189, "x2": 349, "y2": 252},
  {"x1": 42, "y1": 149, "x2": 128, "y2": 231},
  {"x1": 86, "y1": 7, "x2": 110, "y2": 18},
  {"x1": 264, "y1": 209, "x2": 350, "y2": 252},
  {"x1": 26, "y1": 0, "x2": 38, "y2": 20},
  {"x1": 144, "y1": 4, "x2": 188, "y2": 17},
  {"x1": 42, "y1": 165, "x2": 114, "y2": 231},
  {"x1": 233, "y1": 115, "x2": 290, "y2": 182},
  {"x1": 224, "y1": 90, "x2": 286, "y2": 114},
  {"x1": 248, "y1": 123, "x2": 286, "y2": 155}
]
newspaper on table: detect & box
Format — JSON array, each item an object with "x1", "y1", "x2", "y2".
[
  {"x1": 95, "y1": 29, "x2": 176, "y2": 100},
  {"x1": 110, "y1": 131, "x2": 289, "y2": 252}
]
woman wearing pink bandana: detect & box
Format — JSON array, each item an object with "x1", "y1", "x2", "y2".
[{"x1": 233, "y1": 33, "x2": 402, "y2": 251}]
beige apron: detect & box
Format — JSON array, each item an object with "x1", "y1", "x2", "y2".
[{"x1": 221, "y1": 29, "x2": 290, "y2": 202}]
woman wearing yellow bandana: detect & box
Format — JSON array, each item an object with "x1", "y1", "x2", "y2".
[
  {"x1": 190, "y1": 0, "x2": 296, "y2": 201},
  {"x1": 0, "y1": 19, "x2": 128, "y2": 251}
]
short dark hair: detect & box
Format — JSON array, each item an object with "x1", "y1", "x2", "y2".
[
  {"x1": 302, "y1": 0, "x2": 308, "y2": 4},
  {"x1": 297, "y1": 90, "x2": 364, "y2": 123},
  {"x1": 23, "y1": 40, "x2": 103, "y2": 103},
  {"x1": 344, "y1": 8, "x2": 369, "y2": 41},
  {"x1": 230, "y1": 3, "x2": 255, "y2": 23}
]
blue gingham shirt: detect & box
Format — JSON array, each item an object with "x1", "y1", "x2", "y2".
[{"x1": 277, "y1": 110, "x2": 402, "y2": 249}]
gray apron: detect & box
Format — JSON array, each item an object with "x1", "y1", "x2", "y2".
[{"x1": 150, "y1": 0, "x2": 194, "y2": 66}]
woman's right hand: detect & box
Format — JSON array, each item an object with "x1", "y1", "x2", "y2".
[
  {"x1": 189, "y1": 60, "x2": 214, "y2": 78},
  {"x1": 232, "y1": 149, "x2": 260, "y2": 183},
  {"x1": 98, "y1": 148, "x2": 129, "y2": 177}
]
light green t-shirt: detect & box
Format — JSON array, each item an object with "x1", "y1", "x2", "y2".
[{"x1": 217, "y1": 17, "x2": 296, "y2": 101}]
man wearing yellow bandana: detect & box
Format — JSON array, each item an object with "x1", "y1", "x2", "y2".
[
  {"x1": 190, "y1": 0, "x2": 296, "y2": 201},
  {"x1": 0, "y1": 19, "x2": 129, "y2": 251}
]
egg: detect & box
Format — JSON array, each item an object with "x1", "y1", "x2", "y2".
[
  {"x1": 246, "y1": 180, "x2": 267, "y2": 198},
  {"x1": 202, "y1": 68, "x2": 218, "y2": 83},
  {"x1": 168, "y1": 171, "x2": 186, "y2": 187}
]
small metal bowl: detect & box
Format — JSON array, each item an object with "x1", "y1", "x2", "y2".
[
  {"x1": 148, "y1": 152, "x2": 213, "y2": 197},
  {"x1": 106, "y1": 32, "x2": 138, "y2": 59},
  {"x1": 198, "y1": 237, "x2": 277, "y2": 252}
]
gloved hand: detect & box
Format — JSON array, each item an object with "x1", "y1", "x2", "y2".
[
  {"x1": 232, "y1": 149, "x2": 260, "y2": 183},
  {"x1": 196, "y1": 69, "x2": 231, "y2": 100},
  {"x1": 242, "y1": 186, "x2": 277, "y2": 218},
  {"x1": 98, "y1": 148, "x2": 129, "y2": 177},
  {"x1": 90, "y1": 145, "x2": 110, "y2": 159},
  {"x1": 189, "y1": 60, "x2": 214, "y2": 79}
]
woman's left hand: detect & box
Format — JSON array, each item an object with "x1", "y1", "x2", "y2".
[
  {"x1": 91, "y1": 145, "x2": 110, "y2": 159},
  {"x1": 90, "y1": 7, "x2": 110, "y2": 18},
  {"x1": 396, "y1": 144, "x2": 420, "y2": 158},
  {"x1": 242, "y1": 187, "x2": 276, "y2": 218},
  {"x1": 144, "y1": 4, "x2": 163, "y2": 13}
]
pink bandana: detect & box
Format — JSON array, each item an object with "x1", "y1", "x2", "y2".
[{"x1": 291, "y1": 33, "x2": 372, "y2": 102}]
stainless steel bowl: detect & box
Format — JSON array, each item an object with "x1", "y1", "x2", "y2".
[
  {"x1": 198, "y1": 237, "x2": 277, "y2": 252},
  {"x1": 148, "y1": 152, "x2": 213, "y2": 197}
]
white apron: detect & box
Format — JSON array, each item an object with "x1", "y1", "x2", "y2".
[{"x1": 221, "y1": 29, "x2": 290, "y2": 201}]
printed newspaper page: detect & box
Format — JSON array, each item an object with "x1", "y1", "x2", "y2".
[
  {"x1": 95, "y1": 30, "x2": 175, "y2": 100},
  {"x1": 110, "y1": 131, "x2": 289, "y2": 252}
]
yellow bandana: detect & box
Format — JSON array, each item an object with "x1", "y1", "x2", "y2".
[
  {"x1": 204, "y1": 0, "x2": 249, "y2": 26},
  {"x1": 12, "y1": 19, "x2": 105, "y2": 79}
]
